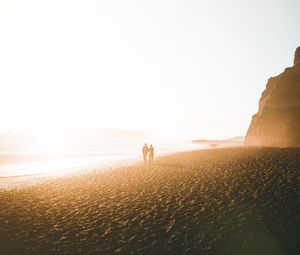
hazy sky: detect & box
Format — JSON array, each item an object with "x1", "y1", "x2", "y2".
[{"x1": 0, "y1": 0, "x2": 299, "y2": 139}]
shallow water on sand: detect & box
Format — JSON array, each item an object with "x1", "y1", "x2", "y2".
[{"x1": 0, "y1": 154, "x2": 130, "y2": 177}]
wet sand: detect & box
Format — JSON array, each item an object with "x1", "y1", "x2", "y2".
[
  {"x1": 0, "y1": 158, "x2": 138, "y2": 189},
  {"x1": 1, "y1": 147, "x2": 300, "y2": 254}
]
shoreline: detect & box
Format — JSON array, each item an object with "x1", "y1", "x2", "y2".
[
  {"x1": 0, "y1": 144, "x2": 213, "y2": 189},
  {"x1": 0, "y1": 157, "x2": 140, "y2": 189}
]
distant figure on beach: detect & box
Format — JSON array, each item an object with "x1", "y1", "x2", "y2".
[
  {"x1": 142, "y1": 143, "x2": 149, "y2": 163},
  {"x1": 149, "y1": 144, "x2": 154, "y2": 163},
  {"x1": 210, "y1": 143, "x2": 217, "y2": 148}
]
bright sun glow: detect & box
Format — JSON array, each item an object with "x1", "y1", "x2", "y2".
[
  {"x1": 33, "y1": 136, "x2": 66, "y2": 154},
  {"x1": 27, "y1": 80, "x2": 88, "y2": 129},
  {"x1": 1, "y1": 0, "x2": 299, "y2": 139}
]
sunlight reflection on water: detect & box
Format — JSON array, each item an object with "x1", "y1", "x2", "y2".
[{"x1": 0, "y1": 155, "x2": 134, "y2": 178}]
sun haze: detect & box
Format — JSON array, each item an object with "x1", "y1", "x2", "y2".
[{"x1": 0, "y1": 0, "x2": 299, "y2": 139}]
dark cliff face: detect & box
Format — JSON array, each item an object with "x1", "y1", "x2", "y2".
[{"x1": 245, "y1": 47, "x2": 300, "y2": 147}]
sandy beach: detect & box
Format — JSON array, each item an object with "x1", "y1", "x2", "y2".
[{"x1": 1, "y1": 147, "x2": 300, "y2": 254}]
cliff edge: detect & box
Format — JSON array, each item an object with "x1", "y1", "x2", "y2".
[{"x1": 245, "y1": 47, "x2": 300, "y2": 147}]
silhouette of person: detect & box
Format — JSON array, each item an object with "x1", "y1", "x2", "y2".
[
  {"x1": 149, "y1": 144, "x2": 154, "y2": 163},
  {"x1": 142, "y1": 143, "x2": 149, "y2": 163}
]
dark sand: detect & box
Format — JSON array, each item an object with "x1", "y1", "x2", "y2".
[{"x1": 1, "y1": 147, "x2": 300, "y2": 255}]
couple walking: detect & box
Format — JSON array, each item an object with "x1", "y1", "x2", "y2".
[{"x1": 142, "y1": 143, "x2": 154, "y2": 163}]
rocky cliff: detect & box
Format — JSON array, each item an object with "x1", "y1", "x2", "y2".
[{"x1": 245, "y1": 47, "x2": 300, "y2": 147}]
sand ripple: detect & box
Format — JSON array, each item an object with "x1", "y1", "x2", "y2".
[{"x1": 1, "y1": 147, "x2": 300, "y2": 254}]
